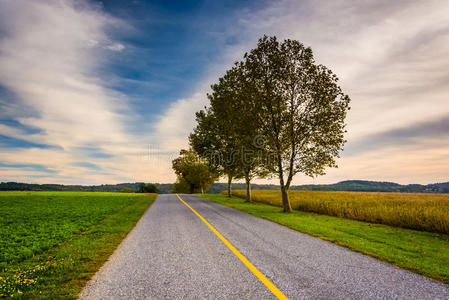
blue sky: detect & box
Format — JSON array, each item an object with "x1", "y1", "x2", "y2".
[
  {"x1": 99, "y1": 0, "x2": 253, "y2": 117},
  {"x1": 1, "y1": 0, "x2": 449, "y2": 185}
]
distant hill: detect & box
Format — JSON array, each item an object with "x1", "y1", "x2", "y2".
[
  {"x1": 1, "y1": 180, "x2": 448, "y2": 193},
  {"x1": 290, "y1": 180, "x2": 449, "y2": 193},
  {"x1": 201, "y1": 180, "x2": 449, "y2": 193}
]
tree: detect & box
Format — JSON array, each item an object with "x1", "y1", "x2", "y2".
[
  {"x1": 144, "y1": 183, "x2": 160, "y2": 193},
  {"x1": 210, "y1": 65, "x2": 267, "y2": 202},
  {"x1": 189, "y1": 108, "x2": 240, "y2": 198},
  {"x1": 191, "y1": 65, "x2": 268, "y2": 201},
  {"x1": 172, "y1": 149, "x2": 218, "y2": 193},
  {"x1": 172, "y1": 176, "x2": 191, "y2": 193},
  {"x1": 137, "y1": 182, "x2": 160, "y2": 193},
  {"x1": 243, "y1": 36, "x2": 350, "y2": 212},
  {"x1": 138, "y1": 182, "x2": 146, "y2": 193}
]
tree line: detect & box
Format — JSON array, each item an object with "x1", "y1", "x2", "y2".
[
  {"x1": 0, "y1": 182, "x2": 168, "y2": 193},
  {"x1": 172, "y1": 35, "x2": 351, "y2": 212},
  {"x1": 3, "y1": 180, "x2": 449, "y2": 194}
]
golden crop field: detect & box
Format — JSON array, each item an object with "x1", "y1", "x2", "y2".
[{"x1": 231, "y1": 190, "x2": 449, "y2": 234}]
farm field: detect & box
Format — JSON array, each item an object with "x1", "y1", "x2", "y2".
[
  {"x1": 0, "y1": 191, "x2": 156, "y2": 298},
  {"x1": 200, "y1": 193, "x2": 449, "y2": 283},
  {"x1": 231, "y1": 190, "x2": 449, "y2": 234}
]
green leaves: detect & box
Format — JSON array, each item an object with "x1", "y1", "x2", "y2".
[
  {"x1": 171, "y1": 150, "x2": 218, "y2": 193},
  {"x1": 189, "y1": 35, "x2": 350, "y2": 210},
  {"x1": 242, "y1": 36, "x2": 350, "y2": 197}
]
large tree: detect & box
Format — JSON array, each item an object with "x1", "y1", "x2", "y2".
[
  {"x1": 191, "y1": 65, "x2": 267, "y2": 201},
  {"x1": 217, "y1": 65, "x2": 268, "y2": 202},
  {"x1": 189, "y1": 108, "x2": 240, "y2": 198},
  {"x1": 172, "y1": 149, "x2": 218, "y2": 194},
  {"x1": 243, "y1": 36, "x2": 350, "y2": 212}
]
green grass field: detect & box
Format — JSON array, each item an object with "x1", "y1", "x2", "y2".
[
  {"x1": 0, "y1": 191, "x2": 156, "y2": 298},
  {"x1": 199, "y1": 193, "x2": 449, "y2": 283},
  {"x1": 232, "y1": 190, "x2": 449, "y2": 234}
]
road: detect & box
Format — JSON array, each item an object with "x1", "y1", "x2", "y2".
[{"x1": 80, "y1": 194, "x2": 449, "y2": 299}]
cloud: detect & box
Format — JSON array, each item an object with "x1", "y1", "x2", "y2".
[
  {"x1": 0, "y1": 163, "x2": 58, "y2": 174},
  {"x1": 107, "y1": 43, "x2": 125, "y2": 52},
  {"x1": 0, "y1": 0, "x2": 152, "y2": 184},
  {"x1": 0, "y1": 0, "x2": 128, "y2": 148},
  {"x1": 1, "y1": 0, "x2": 449, "y2": 185},
  {"x1": 0, "y1": 135, "x2": 57, "y2": 149},
  {"x1": 73, "y1": 162, "x2": 102, "y2": 171},
  {"x1": 345, "y1": 115, "x2": 449, "y2": 155},
  {"x1": 153, "y1": 91, "x2": 207, "y2": 153},
  {"x1": 151, "y1": 0, "x2": 449, "y2": 184}
]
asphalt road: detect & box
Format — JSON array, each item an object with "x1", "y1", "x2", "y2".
[{"x1": 80, "y1": 194, "x2": 449, "y2": 299}]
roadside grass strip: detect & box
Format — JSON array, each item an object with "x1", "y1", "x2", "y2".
[{"x1": 199, "y1": 193, "x2": 449, "y2": 284}]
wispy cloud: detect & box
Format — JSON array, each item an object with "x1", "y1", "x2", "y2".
[
  {"x1": 106, "y1": 43, "x2": 125, "y2": 52},
  {"x1": 0, "y1": 0, "x2": 152, "y2": 184},
  {"x1": 346, "y1": 115, "x2": 449, "y2": 155},
  {"x1": 1, "y1": 0, "x2": 448, "y2": 185},
  {"x1": 151, "y1": 0, "x2": 449, "y2": 184},
  {"x1": 0, "y1": 163, "x2": 58, "y2": 174}
]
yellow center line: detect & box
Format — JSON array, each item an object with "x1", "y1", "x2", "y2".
[{"x1": 176, "y1": 194, "x2": 288, "y2": 300}]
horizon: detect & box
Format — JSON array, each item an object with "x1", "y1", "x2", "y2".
[
  {"x1": 2, "y1": 179, "x2": 449, "y2": 187},
  {"x1": 1, "y1": 0, "x2": 449, "y2": 185}
]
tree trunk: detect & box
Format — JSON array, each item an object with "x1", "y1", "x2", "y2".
[
  {"x1": 277, "y1": 153, "x2": 292, "y2": 212},
  {"x1": 190, "y1": 183, "x2": 194, "y2": 194},
  {"x1": 245, "y1": 176, "x2": 251, "y2": 202},
  {"x1": 281, "y1": 185, "x2": 292, "y2": 212},
  {"x1": 227, "y1": 175, "x2": 232, "y2": 198}
]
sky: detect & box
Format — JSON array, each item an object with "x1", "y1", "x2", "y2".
[{"x1": 0, "y1": 0, "x2": 448, "y2": 185}]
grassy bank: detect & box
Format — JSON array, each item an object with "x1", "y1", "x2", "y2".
[
  {"x1": 199, "y1": 193, "x2": 449, "y2": 283},
  {"x1": 231, "y1": 190, "x2": 449, "y2": 234},
  {"x1": 0, "y1": 191, "x2": 157, "y2": 298}
]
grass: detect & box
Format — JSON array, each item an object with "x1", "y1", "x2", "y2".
[
  {"x1": 0, "y1": 191, "x2": 157, "y2": 298},
  {"x1": 232, "y1": 190, "x2": 449, "y2": 234},
  {"x1": 199, "y1": 193, "x2": 449, "y2": 284}
]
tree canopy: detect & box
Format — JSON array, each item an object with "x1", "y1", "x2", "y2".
[
  {"x1": 137, "y1": 183, "x2": 160, "y2": 193},
  {"x1": 241, "y1": 36, "x2": 350, "y2": 211},
  {"x1": 187, "y1": 35, "x2": 350, "y2": 211},
  {"x1": 190, "y1": 65, "x2": 268, "y2": 200},
  {"x1": 171, "y1": 149, "x2": 218, "y2": 194}
]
